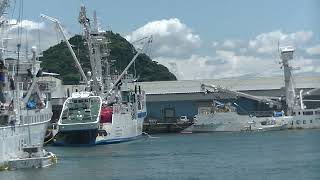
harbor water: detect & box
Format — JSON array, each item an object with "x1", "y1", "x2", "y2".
[{"x1": 1, "y1": 130, "x2": 320, "y2": 180}]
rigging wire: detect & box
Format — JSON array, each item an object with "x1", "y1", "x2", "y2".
[
  {"x1": 17, "y1": 0, "x2": 23, "y2": 45},
  {"x1": 37, "y1": 16, "x2": 41, "y2": 58},
  {"x1": 10, "y1": 0, "x2": 16, "y2": 19},
  {"x1": 16, "y1": 0, "x2": 23, "y2": 75},
  {"x1": 147, "y1": 36, "x2": 153, "y2": 59},
  {"x1": 55, "y1": 23, "x2": 60, "y2": 45}
]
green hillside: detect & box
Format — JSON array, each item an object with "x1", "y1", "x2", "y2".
[{"x1": 40, "y1": 31, "x2": 177, "y2": 84}]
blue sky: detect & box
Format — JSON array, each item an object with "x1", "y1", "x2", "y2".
[
  {"x1": 8, "y1": 0, "x2": 320, "y2": 79},
  {"x1": 22, "y1": 0, "x2": 319, "y2": 40}
]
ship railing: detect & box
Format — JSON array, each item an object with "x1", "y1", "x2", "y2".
[
  {"x1": 60, "y1": 115, "x2": 98, "y2": 124},
  {"x1": 20, "y1": 112, "x2": 51, "y2": 125},
  {"x1": 113, "y1": 104, "x2": 130, "y2": 114},
  {"x1": 5, "y1": 61, "x2": 38, "y2": 75},
  {"x1": 38, "y1": 80, "x2": 57, "y2": 92},
  {"x1": 238, "y1": 111, "x2": 274, "y2": 117},
  {"x1": 111, "y1": 74, "x2": 134, "y2": 82}
]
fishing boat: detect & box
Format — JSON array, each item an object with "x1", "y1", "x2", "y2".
[
  {"x1": 279, "y1": 47, "x2": 320, "y2": 129},
  {"x1": 0, "y1": 0, "x2": 56, "y2": 170},
  {"x1": 182, "y1": 101, "x2": 290, "y2": 133},
  {"x1": 182, "y1": 46, "x2": 320, "y2": 133},
  {"x1": 42, "y1": 5, "x2": 148, "y2": 146}
]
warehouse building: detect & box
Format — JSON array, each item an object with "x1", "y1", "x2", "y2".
[
  {"x1": 135, "y1": 76, "x2": 320, "y2": 122},
  {"x1": 47, "y1": 75, "x2": 320, "y2": 123}
]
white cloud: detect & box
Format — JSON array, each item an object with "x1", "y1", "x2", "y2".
[
  {"x1": 220, "y1": 39, "x2": 243, "y2": 49},
  {"x1": 153, "y1": 30, "x2": 319, "y2": 80},
  {"x1": 248, "y1": 30, "x2": 313, "y2": 54},
  {"x1": 156, "y1": 55, "x2": 213, "y2": 80},
  {"x1": 306, "y1": 44, "x2": 320, "y2": 55},
  {"x1": 9, "y1": 20, "x2": 46, "y2": 30},
  {"x1": 212, "y1": 41, "x2": 219, "y2": 47},
  {"x1": 125, "y1": 18, "x2": 201, "y2": 58},
  {"x1": 2, "y1": 19, "x2": 72, "y2": 55},
  {"x1": 156, "y1": 53, "x2": 283, "y2": 80}
]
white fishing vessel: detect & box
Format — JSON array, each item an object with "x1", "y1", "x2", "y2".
[
  {"x1": 42, "y1": 5, "x2": 148, "y2": 146},
  {"x1": 182, "y1": 46, "x2": 320, "y2": 133},
  {"x1": 279, "y1": 47, "x2": 320, "y2": 129},
  {"x1": 0, "y1": 0, "x2": 56, "y2": 170},
  {"x1": 183, "y1": 101, "x2": 290, "y2": 133}
]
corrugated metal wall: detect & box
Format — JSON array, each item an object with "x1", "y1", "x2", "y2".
[{"x1": 146, "y1": 97, "x2": 276, "y2": 122}]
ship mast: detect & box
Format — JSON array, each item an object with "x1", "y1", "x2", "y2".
[
  {"x1": 0, "y1": 0, "x2": 10, "y2": 60},
  {"x1": 78, "y1": 5, "x2": 104, "y2": 95},
  {"x1": 279, "y1": 46, "x2": 296, "y2": 115},
  {"x1": 44, "y1": 5, "x2": 152, "y2": 99},
  {"x1": 0, "y1": 0, "x2": 9, "y2": 19}
]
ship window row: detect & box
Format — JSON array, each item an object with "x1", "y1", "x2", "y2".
[
  {"x1": 22, "y1": 114, "x2": 51, "y2": 124},
  {"x1": 293, "y1": 120, "x2": 313, "y2": 125},
  {"x1": 303, "y1": 111, "x2": 314, "y2": 115},
  {"x1": 295, "y1": 111, "x2": 317, "y2": 116}
]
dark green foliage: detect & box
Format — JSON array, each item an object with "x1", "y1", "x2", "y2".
[{"x1": 40, "y1": 31, "x2": 176, "y2": 84}]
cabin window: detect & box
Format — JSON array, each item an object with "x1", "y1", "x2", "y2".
[
  {"x1": 303, "y1": 120, "x2": 306, "y2": 124},
  {"x1": 296, "y1": 120, "x2": 300, "y2": 125},
  {"x1": 303, "y1": 111, "x2": 313, "y2": 115},
  {"x1": 298, "y1": 112, "x2": 301, "y2": 115},
  {"x1": 292, "y1": 112, "x2": 296, "y2": 115},
  {"x1": 67, "y1": 88, "x2": 70, "y2": 97},
  {"x1": 315, "y1": 111, "x2": 320, "y2": 115},
  {"x1": 310, "y1": 120, "x2": 313, "y2": 123}
]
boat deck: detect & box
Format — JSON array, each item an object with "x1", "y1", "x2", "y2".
[{"x1": 60, "y1": 97, "x2": 101, "y2": 124}]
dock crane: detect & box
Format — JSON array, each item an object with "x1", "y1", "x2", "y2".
[
  {"x1": 200, "y1": 83, "x2": 282, "y2": 108},
  {"x1": 40, "y1": 14, "x2": 88, "y2": 85}
]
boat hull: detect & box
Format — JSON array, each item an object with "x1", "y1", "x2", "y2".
[
  {"x1": 53, "y1": 114, "x2": 145, "y2": 146},
  {"x1": 0, "y1": 110, "x2": 51, "y2": 168},
  {"x1": 188, "y1": 108, "x2": 320, "y2": 133},
  {"x1": 95, "y1": 135, "x2": 142, "y2": 145},
  {"x1": 188, "y1": 112, "x2": 291, "y2": 132},
  {"x1": 53, "y1": 129, "x2": 98, "y2": 146}
]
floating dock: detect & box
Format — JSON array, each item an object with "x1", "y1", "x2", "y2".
[{"x1": 5, "y1": 147, "x2": 57, "y2": 170}]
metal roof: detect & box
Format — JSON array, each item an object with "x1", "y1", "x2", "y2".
[{"x1": 131, "y1": 75, "x2": 320, "y2": 95}]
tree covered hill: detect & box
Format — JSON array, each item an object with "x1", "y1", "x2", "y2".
[{"x1": 40, "y1": 31, "x2": 177, "y2": 84}]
